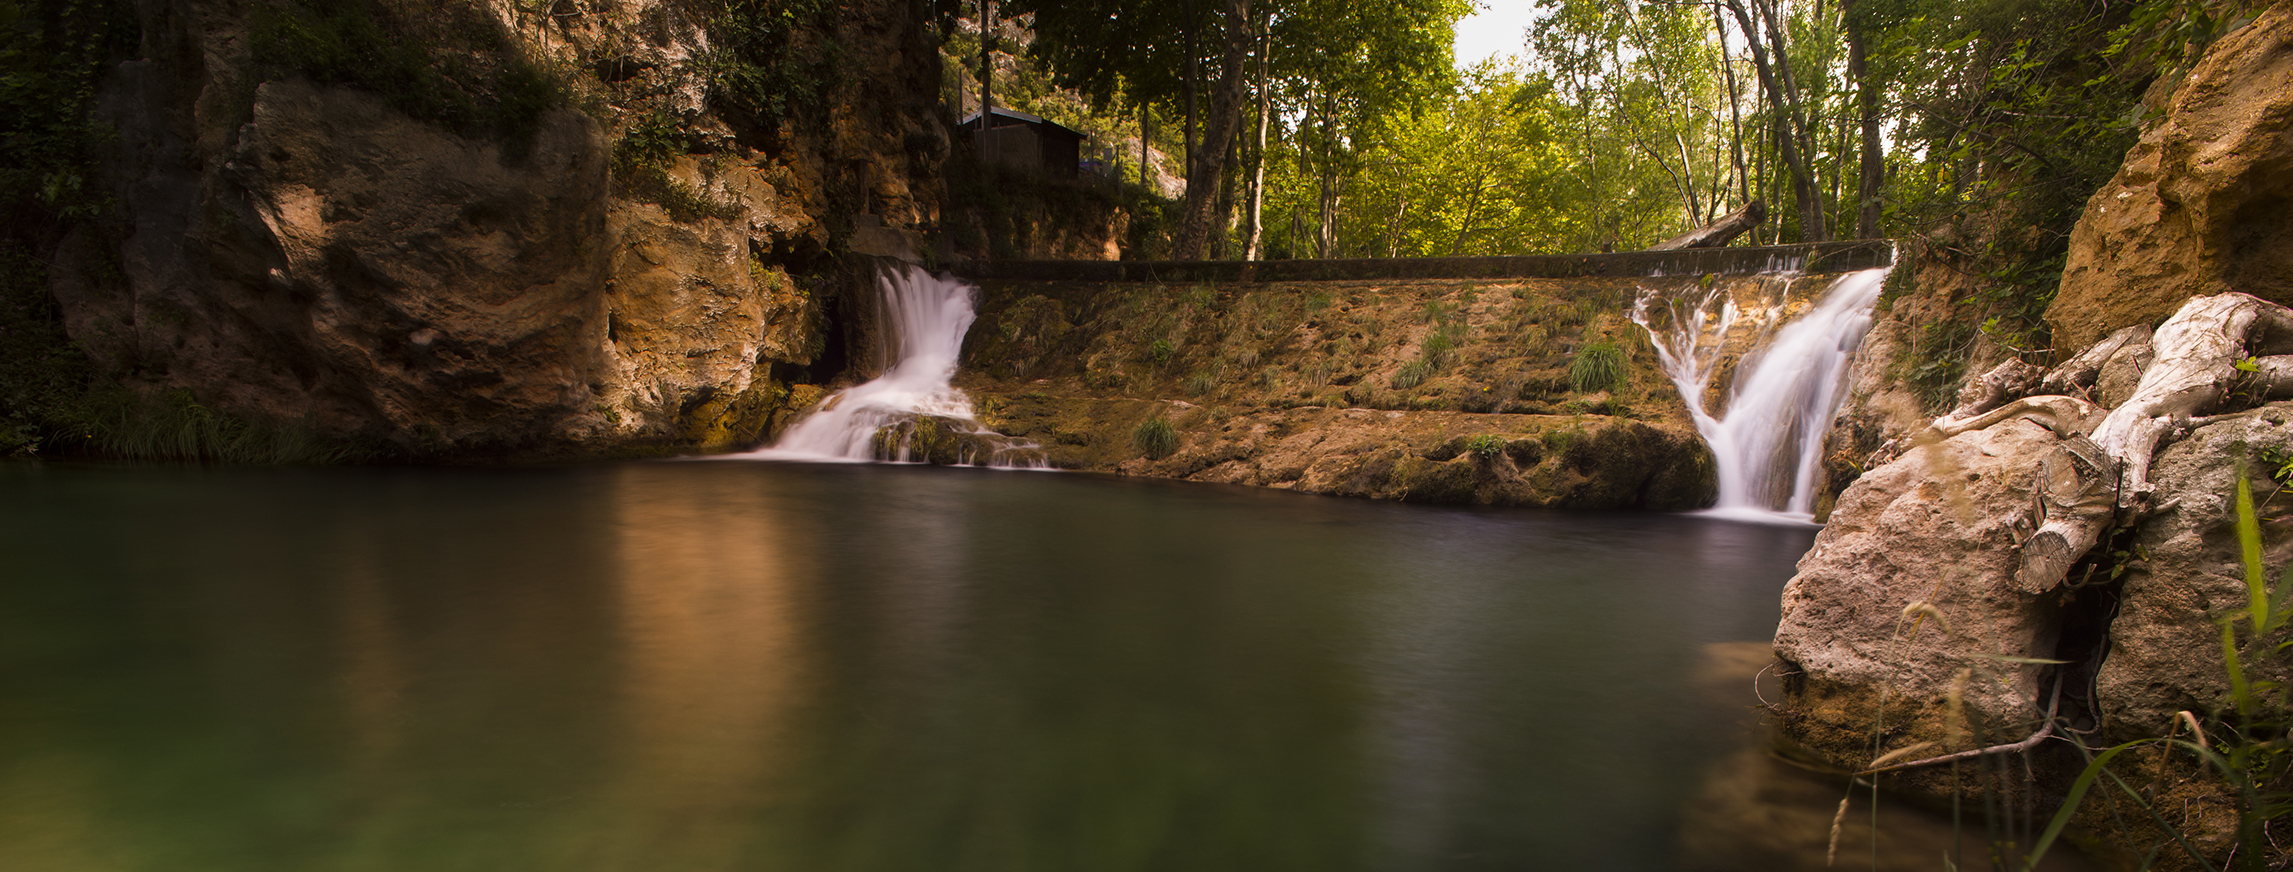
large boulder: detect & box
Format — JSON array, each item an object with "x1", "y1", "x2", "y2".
[
  {"x1": 2100, "y1": 406, "x2": 2293, "y2": 736},
  {"x1": 1775, "y1": 414, "x2": 2083, "y2": 768},
  {"x1": 2048, "y1": 5, "x2": 2293, "y2": 351}
]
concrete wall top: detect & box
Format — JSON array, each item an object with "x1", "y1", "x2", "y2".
[{"x1": 949, "y1": 240, "x2": 1894, "y2": 283}]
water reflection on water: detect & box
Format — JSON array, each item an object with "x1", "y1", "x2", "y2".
[{"x1": 0, "y1": 460, "x2": 1980, "y2": 870}]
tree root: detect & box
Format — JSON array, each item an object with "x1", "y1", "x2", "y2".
[{"x1": 1858, "y1": 680, "x2": 2062, "y2": 776}]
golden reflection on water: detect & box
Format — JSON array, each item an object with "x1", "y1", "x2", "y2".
[
  {"x1": 584, "y1": 465, "x2": 817, "y2": 868},
  {"x1": 0, "y1": 751, "x2": 124, "y2": 872}
]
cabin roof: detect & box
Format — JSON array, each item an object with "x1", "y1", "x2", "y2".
[{"x1": 958, "y1": 107, "x2": 1086, "y2": 141}]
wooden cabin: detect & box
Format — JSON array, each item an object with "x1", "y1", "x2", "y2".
[{"x1": 959, "y1": 107, "x2": 1085, "y2": 178}]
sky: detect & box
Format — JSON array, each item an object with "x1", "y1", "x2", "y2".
[{"x1": 1450, "y1": 0, "x2": 1539, "y2": 69}]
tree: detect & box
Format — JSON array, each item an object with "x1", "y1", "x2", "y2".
[{"x1": 1018, "y1": 0, "x2": 1465, "y2": 259}]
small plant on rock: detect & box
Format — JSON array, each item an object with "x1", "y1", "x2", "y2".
[
  {"x1": 1132, "y1": 414, "x2": 1178, "y2": 460},
  {"x1": 1391, "y1": 360, "x2": 1432, "y2": 390},
  {"x1": 1464, "y1": 434, "x2": 1506, "y2": 462},
  {"x1": 1569, "y1": 340, "x2": 1625, "y2": 393}
]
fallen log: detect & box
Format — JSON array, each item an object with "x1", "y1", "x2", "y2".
[{"x1": 1649, "y1": 200, "x2": 1766, "y2": 250}]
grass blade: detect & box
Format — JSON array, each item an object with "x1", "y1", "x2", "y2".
[{"x1": 2238, "y1": 477, "x2": 2267, "y2": 636}]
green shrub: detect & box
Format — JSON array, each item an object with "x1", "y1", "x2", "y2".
[
  {"x1": 1569, "y1": 340, "x2": 1625, "y2": 393},
  {"x1": 1391, "y1": 360, "x2": 1431, "y2": 390},
  {"x1": 699, "y1": 0, "x2": 840, "y2": 126},
  {"x1": 1131, "y1": 413, "x2": 1178, "y2": 460},
  {"x1": 1183, "y1": 372, "x2": 1216, "y2": 397},
  {"x1": 0, "y1": 244, "x2": 92, "y2": 456},
  {"x1": 1464, "y1": 434, "x2": 1505, "y2": 461},
  {"x1": 78, "y1": 387, "x2": 361, "y2": 464},
  {"x1": 1420, "y1": 327, "x2": 1457, "y2": 363},
  {"x1": 248, "y1": 0, "x2": 564, "y2": 147}
]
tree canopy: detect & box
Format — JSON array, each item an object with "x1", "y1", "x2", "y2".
[{"x1": 977, "y1": 0, "x2": 2257, "y2": 349}]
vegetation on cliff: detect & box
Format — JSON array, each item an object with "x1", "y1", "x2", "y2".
[{"x1": 0, "y1": 0, "x2": 133, "y2": 455}]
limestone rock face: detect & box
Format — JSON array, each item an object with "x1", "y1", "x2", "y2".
[
  {"x1": 2101, "y1": 406, "x2": 2293, "y2": 736},
  {"x1": 974, "y1": 395, "x2": 1716, "y2": 510},
  {"x1": 2048, "y1": 5, "x2": 2293, "y2": 351},
  {"x1": 1775, "y1": 415, "x2": 2078, "y2": 759},
  {"x1": 1782, "y1": 373, "x2": 2293, "y2": 806},
  {"x1": 51, "y1": 0, "x2": 946, "y2": 456}
]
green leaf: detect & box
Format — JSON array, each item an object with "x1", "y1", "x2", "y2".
[
  {"x1": 2026, "y1": 741, "x2": 2150, "y2": 867},
  {"x1": 2239, "y1": 476, "x2": 2269, "y2": 638},
  {"x1": 2224, "y1": 621, "x2": 2255, "y2": 723}
]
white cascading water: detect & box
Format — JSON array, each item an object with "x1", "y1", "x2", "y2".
[
  {"x1": 733, "y1": 264, "x2": 1044, "y2": 467},
  {"x1": 1631, "y1": 267, "x2": 1891, "y2": 525}
]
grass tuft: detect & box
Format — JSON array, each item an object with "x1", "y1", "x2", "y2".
[
  {"x1": 78, "y1": 388, "x2": 361, "y2": 464},
  {"x1": 1568, "y1": 340, "x2": 1625, "y2": 393},
  {"x1": 1131, "y1": 413, "x2": 1178, "y2": 460}
]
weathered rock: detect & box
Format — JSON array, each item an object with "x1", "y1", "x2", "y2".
[
  {"x1": 1776, "y1": 414, "x2": 2085, "y2": 767},
  {"x1": 972, "y1": 393, "x2": 1717, "y2": 510},
  {"x1": 2047, "y1": 5, "x2": 2293, "y2": 351},
  {"x1": 1940, "y1": 358, "x2": 2045, "y2": 422},
  {"x1": 2099, "y1": 404, "x2": 2293, "y2": 736},
  {"x1": 50, "y1": 0, "x2": 948, "y2": 458},
  {"x1": 866, "y1": 412, "x2": 1046, "y2": 467},
  {"x1": 1779, "y1": 322, "x2": 2293, "y2": 867},
  {"x1": 59, "y1": 77, "x2": 615, "y2": 448}
]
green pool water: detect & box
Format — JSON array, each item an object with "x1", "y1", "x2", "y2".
[{"x1": 0, "y1": 460, "x2": 1821, "y2": 871}]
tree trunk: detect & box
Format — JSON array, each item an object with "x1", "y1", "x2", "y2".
[
  {"x1": 1717, "y1": 3, "x2": 1748, "y2": 204},
  {"x1": 1184, "y1": 0, "x2": 1198, "y2": 193},
  {"x1": 1243, "y1": 13, "x2": 1268, "y2": 261},
  {"x1": 1170, "y1": 0, "x2": 1251, "y2": 260},
  {"x1": 1649, "y1": 199, "x2": 1765, "y2": 250},
  {"x1": 978, "y1": 0, "x2": 994, "y2": 120},
  {"x1": 1137, "y1": 105, "x2": 1147, "y2": 189},
  {"x1": 1726, "y1": 0, "x2": 1824, "y2": 242},
  {"x1": 1844, "y1": 0, "x2": 1884, "y2": 240}
]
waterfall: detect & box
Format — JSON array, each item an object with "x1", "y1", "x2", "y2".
[
  {"x1": 732, "y1": 265, "x2": 1045, "y2": 468},
  {"x1": 1631, "y1": 267, "x2": 1890, "y2": 525}
]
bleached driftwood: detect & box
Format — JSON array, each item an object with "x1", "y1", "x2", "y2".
[
  {"x1": 1650, "y1": 200, "x2": 1765, "y2": 251},
  {"x1": 1994, "y1": 294, "x2": 2293, "y2": 594},
  {"x1": 1909, "y1": 294, "x2": 2293, "y2": 594},
  {"x1": 2089, "y1": 294, "x2": 2293, "y2": 505},
  {"x1": 1940, "y1": 359, "x2": 2047, "y2": 424},
  {"x1": 1927, "y1": 394, "x2": 2104, "y2": 440},
  {"x1": 2039, "y1": 324, "x2": 2152, "y2": 397}
]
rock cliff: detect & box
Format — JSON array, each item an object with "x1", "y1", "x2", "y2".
[
  {"x1": 2048, "y1": 4, "x2": 2293, "y2": 352},
  {"x1": 48, "y1": 0, "x2": 948, "y2": 458}
]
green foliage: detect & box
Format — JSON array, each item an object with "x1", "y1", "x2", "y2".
[
  {"x1": 1390, "y1": 359, "x2": 1431, "y2": 390},
  {"x1": 1463, "y1": 433, "x2": 1505, "y2": 461},
  {"x1": 697, "y1": 0, "x2": 839, "y2": 128},
  {"x1": 248, "y1": 0, "x2": 565, "y2": 147},
  {"x1": 1131, "y1": 413, "x2": 1178, "y2": 460},
  {"x1": 0, "y1": 0, "x2": 137, "y2": 232},
  {"x1": 0, "y1": 243, "x2": 91, "y2": 456},
  {"x1": 2260, "y1": 445, "x2": 2293, "y2": 489},
  {"x1": 1903, "y1": 320, "x2": 1976, "y2": 411},
  {"x1": 69, "y1": 386, "x2": 362, "y2": 464},
  {"x1": 611, "y1": 111, "x2": 735, "y2": 221},
  {"x1": 1147, "y1": 337, "x2": 1177, "y2": 368},
  {"x1": 1183, "y1": 372, "x2": 1216, "y2": 397},
  {"x1": 1568, "y1": 340, "x2": 1625, "y2": 393},
  {"x1": 1418, "y1": 326, "x2": 1456, "y2": 363}
]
